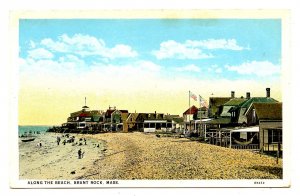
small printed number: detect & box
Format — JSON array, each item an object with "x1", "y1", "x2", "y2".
[{"x1": 254, "y1": 181, "x2": 265, "y2": 184}]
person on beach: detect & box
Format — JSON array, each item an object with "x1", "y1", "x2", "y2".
[
  {"x1": 78, "y1": 149, "x2": 82, "y2": 159},
  {"x1": 84, "y1": 138, "x2": 86, "y2": 145},
  {"x1": 57, "y1": 136, "x2": 61, "y2": 145},
  {"x1": 36, "y1": 142, "x2": 42, "y2": 147},
  {"x1": 63, "y1": 139, "x2": 66, "y2": 145}
]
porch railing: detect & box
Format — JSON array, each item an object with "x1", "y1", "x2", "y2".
[{"x1": 231, "y1": 144, "x2": 259, "y2": 150}]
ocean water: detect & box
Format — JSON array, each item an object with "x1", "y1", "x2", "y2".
[{"x1": 18, "y1": 125, "x2": 52, "y2": 135}]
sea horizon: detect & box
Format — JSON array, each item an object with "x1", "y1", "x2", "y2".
[{"x1": 18, "y1": 125, "x2": 54, "y2": 135}]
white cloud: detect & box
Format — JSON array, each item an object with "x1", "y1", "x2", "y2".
[
  {"x1": 207, "y1": 65, "x2": 222, "y2": 74},
  {"x1": 153, "y1": 39, "x2": 247, "y2": 60},
  {"x1": 27, "y1": 48, "x2": 54, "y2": 59},
  {"x1": 175, "y1": 64, "x2": 201, "y2": 72},
  {"x1": 138, "y1": 60, "x2": 161, "y2": 72},
  {"x1": 20, "y1": 53, "x2": 87, "y2": 76},
  {"x1": 29, "y1": 40, "x2": 36, "y2": 49},
  {"x1": 225, "y1": 61, "x2": 281, "y2": 76},
  {"x1": 106, "y1": 44, "x2": 138, "y2": 59},
  {"x1": 186, "y1": 39, "x2": 247, "y2": 50},
  {"x1": 41, "y1": 38, "x2": 68, "y2": 53},
  {"x1": 152, "y1": 40, "x2": 213, "y2": 60},
  {"x1": 39, "y1": 34, "x2": 138, "y2": 59}
]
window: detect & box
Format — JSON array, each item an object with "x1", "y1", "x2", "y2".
[
  {"x1": 79, "y1": 123, "x2": 85, "y2": 128},
  {"x1": 268, "y1": 129, "x2": 282, "y2": 143},
  {"x1": 167, "y1": 123, "x2": 172, "y2": 128}
]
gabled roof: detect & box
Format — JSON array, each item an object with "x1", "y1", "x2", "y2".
[
  {"x1": 247, "y1": 102, "x2": 282, "y2": 120},
  {"x1": 183, "y1": 105, "x2": 198, "y2": 115},
  {"x1": 121, "y1": 113, "x2": 129, "y2": 122},
  {"x1": 209, "y1": 97, "x2": 232, "y2": 107},
  {"x1": 105, "y1": 109, "x2": 116, "y2": 117},
  {"x1": 240, "y1": 97, "x2": 278, "y2": 109},
  {"x1": 111, "y1": 109, "x2": 129, "y2": 115},
  {"x1": 223, "y1": 98, "x2": 247, "y2": 106},
  {"x1": 126, "y1": 113, "x2": 139, "y2": 122}
]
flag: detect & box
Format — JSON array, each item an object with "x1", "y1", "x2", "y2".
[
  {"x1": 199, "y1": 95, "x2": 208, "y2": 107},
  {"x1": 190, "y1": 91, "x2": 197, "y2": 101}
]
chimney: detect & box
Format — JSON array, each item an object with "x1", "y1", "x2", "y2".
[
  {"x1": 231, "y1": 91, "x2": 235, "y2": 98},
  {"x1": 266, "y1": 88, "x2": 270, "y2": 98},
  {"x1": 246, "y1": 92, "x2": 251, "y2": 99}
]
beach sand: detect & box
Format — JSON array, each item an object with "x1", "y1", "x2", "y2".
[{"x1": 19, "y1": 132, "x2": 282, "y2": 180}]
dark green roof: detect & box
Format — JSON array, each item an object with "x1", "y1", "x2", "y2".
[
  {"x1": 209, "y1": 97, "x2": 232, "y2": 107},
  {"x1": 164, "y1": 115, "x2": 180, "y2": 121},
  {"x1": 223, "y1": 98, "x2": 247, "y2": 106},
  {"x1": 208, "y1": 97, "x2": 231, "y2": 116},
  {"x1": 204, "y1": 118, "x2": 231, "y2": 125},
  {"x1": 172, "y1": 117, "x2": 184, "y2": 124},
  {"x1": 240, "y1": 97, "x2": 278, "y2": 109}
]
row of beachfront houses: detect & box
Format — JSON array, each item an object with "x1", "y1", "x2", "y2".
[
  {"x1": 61, "y1": 88, "x2": 282, "y2": 154},
  {"x1": 62, "y1": 107, "x2": 183, "y2": 133}
]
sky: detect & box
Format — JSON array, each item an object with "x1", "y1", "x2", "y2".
[{"x1": 18, "y1": 19, "x2": 282, "y2": 125}]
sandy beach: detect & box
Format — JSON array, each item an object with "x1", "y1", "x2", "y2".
[{"x1": 19, "y1": 132, "x2": 282, "y2": 180}]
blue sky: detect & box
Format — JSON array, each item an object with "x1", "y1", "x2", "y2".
[
  {"x1": 18, "y1": 19, "x2": 282, "y2": 124},
  {"x1": 19, "y1": 19, "x2": 281, "y2": 81}
]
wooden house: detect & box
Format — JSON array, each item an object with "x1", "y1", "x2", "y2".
[
  {"x1": 183, "y1": 105, "x2": 198, "y2": 131},
  {"x1": 141, "y1": 112, "x2": 169, "y2": 132},
  {"x1": 237, "y1": 91, "x2": 278, "y2": 126},
  {"x1": 124, "y1": 113, "x2": 140, "y2": 132},
  {"x1": 164, "y1": 115, "x2": 184, "y2": 132},
  {"x1": 64, "y1": 104, "x2": 104, "y2": 132},
  {"x1": 244, "y1": 102, "x2": 282, "y2": 153},
  {"x1": 111, "y1": 109, "x2": 129, "y2": 131},
  {"x1": 183, "y1": 105, "x2": 198, "y2": 122}
]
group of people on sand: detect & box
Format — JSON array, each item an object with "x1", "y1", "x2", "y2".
[
  {"x1": 56, "y1": 134, "x2": 87, "y2": 159},
  {"x1": 56, "y1": 135, "x2": 83, "y2": 146}
]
